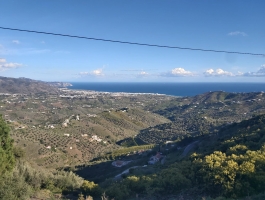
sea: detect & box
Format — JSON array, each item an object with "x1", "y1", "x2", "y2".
[{"x1": 68, "y1": 82, "x2": 265, "y2": 97}]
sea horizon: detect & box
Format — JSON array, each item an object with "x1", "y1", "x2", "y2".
[{"x1": 67, "y1": 82, "x2": 265, "y2": 97}]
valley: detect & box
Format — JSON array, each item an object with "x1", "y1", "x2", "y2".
[
  {"x1": 1, "y1": 77, "x2": 265, "y2": 200},
  {"x1": 1, "y1": 86, "x2": 171, "y2": 169}
]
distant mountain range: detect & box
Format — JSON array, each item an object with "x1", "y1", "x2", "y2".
[{"x1": 0, "y1": 76, "x2": 61, "y2": 94}]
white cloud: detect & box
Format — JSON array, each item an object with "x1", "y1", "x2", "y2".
[
  {"x1": 12, "y1": 40, "x2": 20, "y2": 44},
  {"x1": 161, "y1": 68, "x2": 194, "y2": 77},
  {"x1": 204, "y1": 68, "x2": 234, "y2": 76},
  {"x1": 258, "y1": 65, "x2": 265, "y2": 73},
  {"x1": 204, "y1": 69, "x2": 214, "y2": 75},
  {"x1": 242, "y1": 65, "x2": 265, "y2": 77},
  {"x1": 139, "y1": 71, "x2": 148, "y2": 75},
  {"x1": 227, "y1": 31, "x2": 247, "y2": 36},
  {"x1": 237, "y1": 71, "x2": 244, "y2": 76},
  {"x1": 79, "y1": 72, "x2": 89, "y2": 76},
  {"x1": 135, "y1": 71, "x2": 149, "y2": 78},
  {"x1": 79, "y1": 68, "x2": 104, "y2": 77},
  {"x1": 91, "y1": 69, "x2": 104, "y2": 76},
  {"x1": 0, "y1": 58, "x2": 23, "y2": 71},
  {"x1": 204, "y1": 65, "x2": 265, "y2": 77}
]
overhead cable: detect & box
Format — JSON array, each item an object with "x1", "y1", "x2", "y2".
[{"x1": 0, "y1": 26, "x2": 264, "y2": 56}]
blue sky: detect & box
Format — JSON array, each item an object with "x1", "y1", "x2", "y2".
[{"x1": 0, "y1": 0, "x2": 265, "y2": 82}]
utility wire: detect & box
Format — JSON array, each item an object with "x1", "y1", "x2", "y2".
[{"x1": 0, "y1": 26, "x2": 264, "y2": 56}]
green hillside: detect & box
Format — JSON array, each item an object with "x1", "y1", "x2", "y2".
[
  {"x1": 94, "y1": 114, "x2": 265, "y2": 200},
  {"x1": 137, "y1": 91, "x2": 265, "y2": 143},
  {"x1": 1, "y1": 78, "x2": 265, "y2": 200},
  {"x1": 2, "y1": 112, "x2": 265, "y2": 200},
  {"x1": 0, "y1": 115, "x2": 84, "y2": 200},
  {"x1": 0, "y1": 89, "x2": 170, "y2": 169}
]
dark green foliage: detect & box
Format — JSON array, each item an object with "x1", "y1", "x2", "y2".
[
  {"x1": 117, "y1": 137, "x2": 140, "y2": 147},
  {"x1": 101, "y1": 114, "x2": 265, "y2": 200},
  {"x1": 93, "y1": 144, "x2": 156, "y2": 161},
  {"x1": 0, "y1": 115, "x2": 15, "y2": 175},
  {"x1": 139, "y1": 91, "x2": 265, "y2": 144},
  {"x1": 81, "y1": 180, "x2": 102, "y2": 197},
  {"x1": 0, "y1": 159, "x2": 83, "y2": 199}
]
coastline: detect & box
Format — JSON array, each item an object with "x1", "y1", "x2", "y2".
[
  {"x1": 66, "y1": 82, "x2": 265, "y2": 97},
  {"x1": 60, "y1": 87, "x2": 170, "y2": 98}
]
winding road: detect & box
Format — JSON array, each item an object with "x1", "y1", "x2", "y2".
[
  {"x1": 114, "y1": 166, "x2": 140, "y2": 180},
  {"x1": 181, "y1": 141, "x2": 199, "y2": 157}
]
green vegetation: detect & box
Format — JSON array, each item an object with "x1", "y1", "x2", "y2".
[
  {"x1": 96, "y1": 144, "x2": 156, "y2": 161},
  {"x1": 97, "y1": 114, "x2": 265, "y2": 200},
  {"x1": 0, "y1": 160, "x2": 84, "y2": 200},
  {"x1": 2, "y1": 100, "x2": 265, "y2": 199},
  {"x1": 2, "y1": 78, "x2": 265, "y2": 199},
  {"x1": 0, "y1": 115, "x2": 15, "y2": 175},
  {"x1": 137, "y1": 91, "x2": 265, "y2": 143},
  {"x1": 1, "y1": 90, "x2": 169, "y2": 168},
  {"x1": 0, "y1": 115, "x2": 85, "y2": 199}
]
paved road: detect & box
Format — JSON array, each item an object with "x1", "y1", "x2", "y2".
[
  {"x1": 181, "y1": 141, "x2": 199, "y2": 157},
  {"x1": 114, "y1": 166, "x2": 140, "y2": 180},
  {"x1": 113, "y1": 141, "x2": 198, "y2": 180}
]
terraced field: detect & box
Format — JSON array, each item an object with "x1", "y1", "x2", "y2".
[{"x1": 2, "y1": 92, "x2": 170, "y2": 168}]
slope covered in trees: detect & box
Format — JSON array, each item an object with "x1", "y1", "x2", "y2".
[
  {"x1": 0, "y1": 115, "x2": 85, "y2": 200},
  {"x1": 1, "y1": 77, "x2": 265, "y2": 199},
  {"x1": 96, "y1": 114, "x2": 265, "y2": 199},
  {"x1": 2, "y1": 113, "x2": 265, "y2": 199},
  {"x1": 0, "y1": 115, "x2": 15, "y2": 176},
  {"x1": 137, "y1": 91, "x2": 265, "y2": 143}
]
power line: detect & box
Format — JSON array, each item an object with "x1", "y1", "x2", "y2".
[{"x1": 0, "y1": 26, "x2": 264, "y2": 56}]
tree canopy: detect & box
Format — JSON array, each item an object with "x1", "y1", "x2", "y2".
[{"x1": 0, "y1": 115, "x2": 15, "y2": 175}]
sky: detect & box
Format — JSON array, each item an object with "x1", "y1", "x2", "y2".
[{"x1": 0, "y1": 0, "x2": 265, "y2": 82}]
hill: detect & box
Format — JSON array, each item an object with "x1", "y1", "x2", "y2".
[
  {"x1": 0, "y1": 87, "x2": 170, "y2": 168},
  {"x1": 2, "y1": 84, "x2": 265, "y2": 199},
  {"x1": 83, "y1": 114, "x2": 265, "y2": 200},
  {"x1": 0, "y1": 115, "x2": 84, "y2": 200},
  {"x1": 137, "y1": 91, "x2": 265, "y2": 143},
  {"x1": 0, "y1": 76, "x2": 59, "y2": 94}
]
